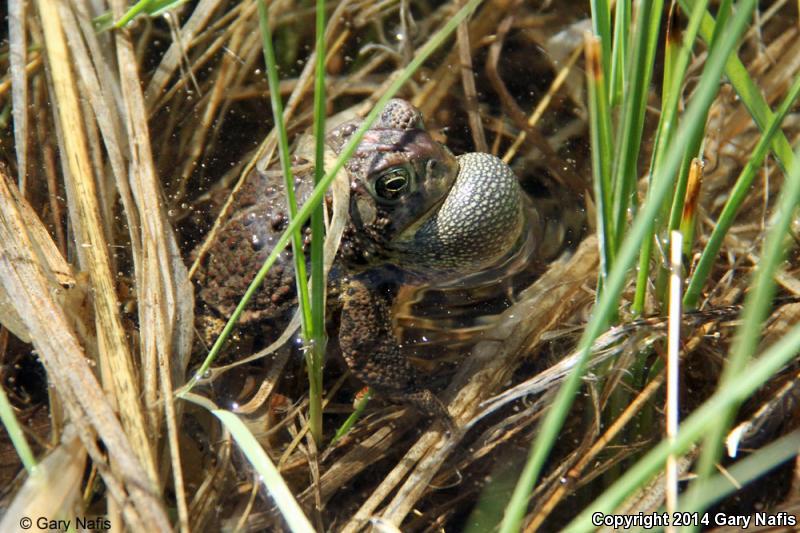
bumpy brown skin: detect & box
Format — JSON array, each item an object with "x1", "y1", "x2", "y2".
[
  {"x1": 196, "y1": 99, "x2": 530, "y2": 426},
  {"x1": 337, "y1": 275, "x2": 450, "y2": 425},
  {"x1": 196, "y1": 159, "x2": 315, "y2": 342}
]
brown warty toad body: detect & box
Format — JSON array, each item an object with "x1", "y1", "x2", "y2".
[{"x1": 195, "y1": 99, "x2": 560, "y2": 423}]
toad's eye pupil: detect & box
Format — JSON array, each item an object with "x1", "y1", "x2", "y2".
[{"x1": 375, "y1": 168, "x2": 409, "y2": 200}]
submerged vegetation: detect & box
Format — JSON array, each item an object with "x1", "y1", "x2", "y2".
[{"x1": 1, "y1": 0, "x2": 800, "y2": 531}]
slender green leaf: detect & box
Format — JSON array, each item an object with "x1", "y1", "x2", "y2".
[
  {"x1": 258, "y1": 0, "x2": 314, "y2": 337},
  {"x1": 608, "y1": 0, "x2": 629, "y2": 106},
  {"x1": 0, "y1": 385, "x2": 36, "y2": 473},
  {"x1": 330, "y1": 389, "x2": 371, "y2": 446},
  {"x1": 499, "y1": 2, "x2": 756, "y2": 530},
  {"x1": 677, "y1": 0, "x2": 795, "y2": 174},
  {"x1": 585, "y1": 36, "x2": 614, "y2": 288},
  {"x1": 213, "y1": 409, "x2": 315, "y2": 533},
  {"x1": 181, "y1": 0, "x2": 485, "y2": 393},
  {"x1": 113, "y1": 0, "x2": 188, "y2": 28},
  {"x1": 589, "y1": 0, "x2": 612, "y2": 94},
  {"x1": 306, "y1": 0, "x2": 328, "y2": 444},
  {"x1": 564, "y1": 319, "x2": 800, "y2": 531},
  {"x1": 684, "y1": 73, "x2": 800, "y2": 308},
  {"x1": 632, "y1": 0, "x2": 713, "y2": 314},
  {"x1": 609, "y1": 0, "x2": 663, "y2": 251},
  {"x1": 691, "y1": 105, "x2": 800, "y2": 504}
]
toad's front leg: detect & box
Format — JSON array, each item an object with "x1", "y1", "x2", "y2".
[{"x1": 338, "y1": 273, "x2": 453, "y2": 429}]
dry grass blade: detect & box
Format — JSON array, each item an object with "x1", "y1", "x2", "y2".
[
  {"x1": 111, "y1": 0, "x2": 195, "y2": 420},
  {"x1": 414, "y1": 0, "x2": 510, "y2": 115},
  {"x1": 144, "y1": 0, "x2": 225, "y2": 107},
  {"x1": 34, "y1": 0, "x2": 157, "y2": 485},
  {"x1": 457, "y1": 19, "x2": 488, "y2": 152},
  {"x1": 0, "y1": 169, "x2": 169, "y2": 530},
  {"x1": 0, "y1": 161, "x2": 75, "y2": 344},
  {"x1": 108, "y1": 2, "x2": 197, "y2": 528},
  {"x1": 9, "y1": 0, "x2": 29, "y2": 192}
]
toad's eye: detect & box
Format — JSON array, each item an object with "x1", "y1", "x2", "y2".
[{"x1": 374, "y1": 167, "x2": 412, "y2": 202}]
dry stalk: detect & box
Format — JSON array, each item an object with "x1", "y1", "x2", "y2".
[
  {"x1": 106, "y1": 4, "x2": 197, "y2": 529},
  {"x1": 34, "y1": 0, "x2": 157, "y2": 485},
  {"x1": 0, "y1": 170, "x2": 169, "y2": 530},
  {"x1": 9, "y1": 0, "x2": 29, "y2": 193},
  {"x1": 414, "y1": 0, "x2": 514, "y2": 117},
  {"x1": 457, "y1": 19, "x2": 488, "y2": 152},
  {"x1": 144, "y1": 0, "x2": 228, "y2": 106}
]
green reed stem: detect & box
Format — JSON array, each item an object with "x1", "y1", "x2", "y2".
[
  {"x1": 498, "y1": 2, "x2": 756, "y2": 530},
  {"x1": 690, "y1": 131, "x2": 800, "y2": 509},
  {"x1": 258, "y1": 0, "x2": 313, "y2": 337},
  {"x1": 609, "y1": 0, "x2": 663, "y2": 253},
  {"x1": 677, "y1": 0, "x2": 795, "y2": 174},
  {"x1": 684, "y1": 73, "x2": 800, "y2": 309},
  {"x1": 306, "y1": 0, "x2": 327, "y2": 444},
  {"x1": 0, "y1": 384, "x2": 36, "y2": 473},
  {"x1": 655, "y1": 1, "x2": 733, "y2": 307},
  {"x1": 330, "y1": 388, "x2": 371, "y2": 446},
  {"x1": 564, "y1": 320, "x2": 800, "y2": 532},
  {"x1": 585, "y1": 36, "x2": 614, "y2": 290},
  {"x1": 608, "y1": 0, "x2": 629, "y2": 107},
  {"x1": 181, "y1": 0, "x2": 485, "y2": 395},
  {"x1": 632, "y1": 0, "x2": 711, "y2": 314},
  {"x1": 589, "y1": 0, "x2": 611, "y2": 94}
]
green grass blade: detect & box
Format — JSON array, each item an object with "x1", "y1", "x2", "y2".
[
  {"x1": 258, "y1": 0, "x2": 314, "y2": 337},
  {"x1": 213, "y1": 409, "x2": 315, "y2": 532},
  {"x1": 632, "y1": 0, "x2": 712, "y2": 314},
  {"x1": 663, "y1": 1, "x2": 730, "y2": 242},
  {"x1": 677, "y1": 0, "x2": 795, "y2": 174},
  {"x1": 563, "y1": 319, "x2": 800, "y2": 531},
  {"x1": 684, "y1": 73, "x2": 800, "y2": 308},
  {"x1": 589, "y1": 0, "x2": 612, "y2": 94},
  {"x1": 306, "y1": 0, "x2": 328, "y2": 445},
  {"x1": 585, "y1": 36, "x2": 615, "y2": 288},
  {"x1": 330, "y1": 388, "x2": 371, "y2": 446},
  {"x1": 498, "y1": 2, "x2": 756, "y2": 530},
  {"x1": 0, "y1": 385, "x2": 36, "y2": 473},
  {"x1": 608, "y1": 0, "x2": 629, "y2": 107},
  {"x1": 609, "y1": 0, "x2": 664, "y2": 251},
  {"x1": 112, "y1": 0, "x2": 188, "y2": 28},
  {"x1": 180, "y1": 0, "x2": 485, "y2": 394},
  {"x1": 690, "y1": 125, "x2": 800, "y2": 501}
]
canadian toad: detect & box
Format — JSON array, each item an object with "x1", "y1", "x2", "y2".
[{"x1": 196, "y1": 99, "x2": 551, "y2": 420}]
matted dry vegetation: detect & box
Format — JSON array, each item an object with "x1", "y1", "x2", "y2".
[{"x1": 1, "y1": 0, "x2": 800, "y2": 531}]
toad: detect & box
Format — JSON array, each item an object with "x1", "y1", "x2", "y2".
[{"x1": 195, "y1": 99, "x2": 552, "y2": 421}]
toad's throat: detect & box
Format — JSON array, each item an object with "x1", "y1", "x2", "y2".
[{"x1": 391, "y1": 152, "x2": 527, "y2": 276}]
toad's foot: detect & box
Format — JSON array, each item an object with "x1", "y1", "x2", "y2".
[{"x1": 339, "y1": 273, "x2": 455, "y2": 430}]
